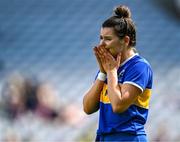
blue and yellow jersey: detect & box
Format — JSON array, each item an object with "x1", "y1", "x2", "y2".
[{"x1": 96, "y1": 54, "x2": 153, "y2": 135}]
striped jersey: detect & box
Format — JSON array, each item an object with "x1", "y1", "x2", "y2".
[{"x1": 96, "y1": 54, "x2": 153, "y2": 135}]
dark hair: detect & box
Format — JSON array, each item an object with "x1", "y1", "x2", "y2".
[{"x1": 102, "y1": 5, "x2": 136, "y2": 47}]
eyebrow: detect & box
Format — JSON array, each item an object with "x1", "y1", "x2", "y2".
[{"x1": 100, "y1": 35, "x2": 113, "y2": 38}]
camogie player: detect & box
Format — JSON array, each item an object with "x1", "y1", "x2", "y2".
[{"x1": 83, "y1": 5, "x2": 153, "y2": 141}]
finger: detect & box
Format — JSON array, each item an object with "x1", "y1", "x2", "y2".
[
  {"x1": 95, "y1": 51, "x2": 102, "y2": 64},
  {"x1": 99, "y1": 46, "x2": 113, "y2": 60},
  {"x1": 99, "y1": 53, "x2": 105, "y2": 63},
  {"x1": 94, "y1": 46, "x2": 102, "y2": 57},
  {"x1": 98, "y1": 46, "x2": 115, "y2": 64},
  {"x1": 93, "y1": 46, "x2": 98, "y2": 55},
  {"x1": 94, "y1": 48, "x2": 104, "y2": 63},
  {"x1": 95, "y1": 45, "x2": 103, "y2": 56},
  {"x1": 93, "y1": 46, "x2": 98, "y2": 53},
  {"x1": 93, "y1": 47, "x2": 99, "y2": 58},
  {"x1": 105, "y1": 51, "x2": 115, "y2": 62},
  {"x1": 97, "y1": 46, "x2": 104, "y2": 55},
  {"x1": 99, "y1": 45, "x2": 107, "y2": 55}
]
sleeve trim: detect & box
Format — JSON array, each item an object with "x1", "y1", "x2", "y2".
[{"x1": 123, "y1": 81, "x2": 143, "y2": 92}]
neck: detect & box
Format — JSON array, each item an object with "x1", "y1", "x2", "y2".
[{"x1": 121, "y1": 48, "x2": 136, "y2": 64}]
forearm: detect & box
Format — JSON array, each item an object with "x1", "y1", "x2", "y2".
[
  {"x1": 107, "y1": 70, "x2": 124, "y2": 112},
  {"x1": 83, "y1": 79, "x2": 104, "y2": 114}
]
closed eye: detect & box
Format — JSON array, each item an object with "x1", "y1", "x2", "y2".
[{"x1": 100, "y1": 36, "x2": 112, "y2": 41}]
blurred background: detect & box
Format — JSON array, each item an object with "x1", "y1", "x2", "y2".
[{"x1": 0, "y1": 0, "x2": 180, "y2": 141}]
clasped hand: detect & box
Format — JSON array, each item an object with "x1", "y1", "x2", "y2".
[{"x1": 93, "y1": 45, "x2": 121, "y2": 73}]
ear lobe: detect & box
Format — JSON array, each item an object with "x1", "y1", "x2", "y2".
[{"x1": 124, "y1": 36, "x2": 130, "y2": 46}]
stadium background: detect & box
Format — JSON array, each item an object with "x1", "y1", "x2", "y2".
[{"x1": 0, "y1": 0, "x2": 180, "y2": 141}]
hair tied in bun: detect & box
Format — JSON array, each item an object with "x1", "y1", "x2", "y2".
[{"x1": 113, "y1": 5, "x2": 131, "y2": 18}]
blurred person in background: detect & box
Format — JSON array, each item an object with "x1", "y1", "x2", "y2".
[
  {"x1": 0, "y1": 71, "x2": 84, "y2": 126},
  {"x1": 0, "y1": 72, "x2": 38, "y2": 120},
  {"x1": 83, "y1": 5, "x2": 153, "y2": 142},
  {"x1": 1, "y1": 72, "x2": 61, "y2": 121},
  {"x1": 60, "y1": 103, "x2": 86, "y2": 126},
  {"x1": 35, "y1": 81, "x2": 62, "y2": 121},
  {"x1": 0, "y1": 72, "x2": 85, "y2": 141},
  {"x1": 35, "y1": 81, "x2": 85, "y2": 125}
]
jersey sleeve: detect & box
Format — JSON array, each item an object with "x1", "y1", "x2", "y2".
[{"x1": 121, "y1": 62, "x2": 151, "y2": 92}]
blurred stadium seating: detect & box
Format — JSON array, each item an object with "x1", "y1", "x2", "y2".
[{"x1": 0, "y1": 0, "x2": 180, "y2": 141}]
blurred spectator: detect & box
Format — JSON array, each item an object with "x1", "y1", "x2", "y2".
[
  {"x1": 61, "y1": 103, "x2": 86, "y2": 126},
  {"x1": 1, "y1": 72, "x2": 30, "y2": 119},
  {"x1": 35, "y1": 82, "x2": 85, "y2": 125},
  {"x1": 0, "y1": 71, "x2": 86, "y2": 141},
  {"x1": 0, "y1": 71, "x2": 85, "y2": 126},
  {"x1": 0, "y1": 72, "x2": 59, "y2": 121},
  {"x1": 1, "y1": 72, "x2": 39, "y2": 120},
  {"x1": 35, "y1": 82, "x2": 60, "y2": 121}
]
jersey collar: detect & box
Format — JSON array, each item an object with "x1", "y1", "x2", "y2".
[{"x1": 120, "y1": 53, "x2": 139, "y2": 67}]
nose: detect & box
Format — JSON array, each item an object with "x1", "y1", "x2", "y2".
[{"x1": 99, "y1": 40, "x2": 106, "y2": 46}]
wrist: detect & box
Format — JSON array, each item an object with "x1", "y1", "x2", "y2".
[
  {"x1": 107, "y1": 69, "x2": 118, "y2": 85},
  {"x1": 107, "y1": 69, "x2": 118, "y2": 78},
  {"x1": 97, "y1": 72, "x2": 107, "y2": 81},
  {"x1": 107, "y1": 68, "x2": 117, "y2": 74}
]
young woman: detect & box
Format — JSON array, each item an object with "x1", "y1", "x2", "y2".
[{"x1": 83, "y1": 5, "x2": 153, "y2": 141}]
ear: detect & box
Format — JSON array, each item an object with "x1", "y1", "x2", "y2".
[{"x1": 124, "y1": 36, "x2": 130, "y2": 46}]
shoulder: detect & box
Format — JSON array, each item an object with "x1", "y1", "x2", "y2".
[
  {"x1": 122, "y1": 55, "x2": 153, "y2": 91},
  {"x1": 125, "y1": 55, "x2": 152, "y2": 74}
]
